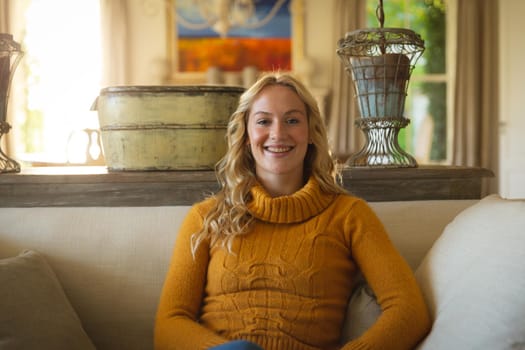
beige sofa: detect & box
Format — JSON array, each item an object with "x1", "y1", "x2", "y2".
[{"x1": 1, "y1": 195, "x2": 524, "y2": 350}]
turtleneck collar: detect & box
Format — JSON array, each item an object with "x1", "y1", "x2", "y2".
[{"x1": 247, "y1": 177, "x2": 336, "y2": 224}]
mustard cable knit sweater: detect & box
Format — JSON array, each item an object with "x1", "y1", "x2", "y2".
[{"x1": 155, "y1": 178, "x2": 430, "y2": 350}]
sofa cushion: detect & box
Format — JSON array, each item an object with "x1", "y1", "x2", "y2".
[
  {"x1": 0, "y1": 250, "x2": 95, "y2": 350},
  {"x1": 340, "y1": 281, "x2": 381, "y2": 343},
  {"x1": 415, "y1": 194, "x2": 525, "y2": 349}
]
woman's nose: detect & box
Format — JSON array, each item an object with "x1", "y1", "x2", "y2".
[
  {"x1": 270, "y1": 123, "x2": 282, "y2": 140},
  {"x1": 270, "y1": 122, "x2": 284, "y2": 140}
]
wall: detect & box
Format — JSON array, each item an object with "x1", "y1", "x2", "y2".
[
  {"x1": 127, "y1": 0, "x2": 169, "y2": 85},
  {"x1": 499, "y1": 0, "x2": 525, "y2": 198}
]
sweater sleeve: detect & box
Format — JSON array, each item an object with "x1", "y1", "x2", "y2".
[
  {"x1": 154, "y1": 204, "x2": 229, "y2": 350},
  {"x1": 341, "y1": 200, "x2": 431, "y2": 350}
]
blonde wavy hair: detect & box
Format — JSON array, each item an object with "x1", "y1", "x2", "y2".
[{"x1": 191, "y1": 72, "x2": 346, "y2": 256}]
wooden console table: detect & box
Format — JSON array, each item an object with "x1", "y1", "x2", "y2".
[{"x1": 0, "y1": 165, "x2": 493, "y2": 207}]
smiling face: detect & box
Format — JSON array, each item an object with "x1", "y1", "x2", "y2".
[{"x1": 246, "y1": 84, "x2": 310, "y2": 193}]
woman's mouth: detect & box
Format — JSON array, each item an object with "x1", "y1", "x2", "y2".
[{"x1": 265, "y1": 146, "x2": 293, "y2": 153}]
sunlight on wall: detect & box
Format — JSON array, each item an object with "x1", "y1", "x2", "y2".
[{"x1": 21, "y1": 0, "x2": 101, "y2": 164}]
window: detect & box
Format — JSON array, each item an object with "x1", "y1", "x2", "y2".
[
  {"x1": 366, "y1": 0, "x2": 448, "y2": 163},
  {"x1": 12, "y1": 0, "x2": 102, "y2": 165}
]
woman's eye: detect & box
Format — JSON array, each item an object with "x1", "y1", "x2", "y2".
[
  {"x1": 256, "y1": 119, "x2": 270, "y2": 126},
  {"x1": 287, "y1": 118, "x2": 299, "y2": 124}
]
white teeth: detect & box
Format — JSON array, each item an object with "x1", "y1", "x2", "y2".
[{"x1": 266, "y1": 146, "x2": 291, "y2": 153}]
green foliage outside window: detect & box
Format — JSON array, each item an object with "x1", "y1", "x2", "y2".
[{"x1": 421, "y1": 1, "x2": 446, "y2": 161}]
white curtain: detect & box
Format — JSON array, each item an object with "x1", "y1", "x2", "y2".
[
  {"x1": 452, "y1": 0, "x2": 499, "y2": 195},
  {"x1": 99, "y1": 0, "x2": 131, "y2": 86},
  {"x1": 326, "y1": 0, "x2": 366, "y2": 162},
  {"x1": 0, "y1": 0, "x2": 9, "y2": 32}
]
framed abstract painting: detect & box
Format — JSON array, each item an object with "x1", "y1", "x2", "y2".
[{"x1": 166, "y1": 0, "x2": 304, "y2": 84}]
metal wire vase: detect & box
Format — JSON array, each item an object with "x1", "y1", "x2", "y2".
[
  {"x1": 0, "y1": 33, "x2": 23, "y2": 173},
  {"x1": 337, "y1": 27, "x2": 425, "y2": 168}
]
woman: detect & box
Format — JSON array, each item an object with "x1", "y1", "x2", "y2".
[{"x1": 154, "y1": 73, "x2": 431, "y2": 350}]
